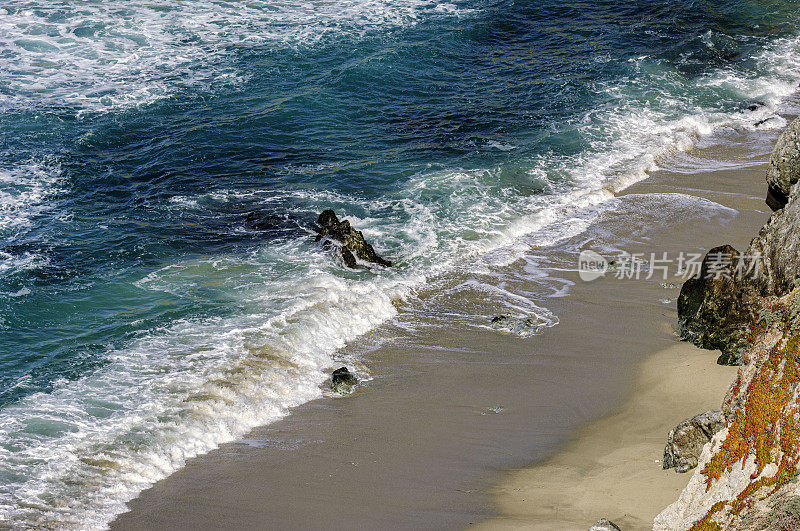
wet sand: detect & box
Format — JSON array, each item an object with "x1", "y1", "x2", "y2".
[{"x1": 112, "y1": 131, "x2": 778, "y2": 530}]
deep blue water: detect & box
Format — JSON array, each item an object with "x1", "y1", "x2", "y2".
[{"x1": 1, "y1": 0, "x2": 799, "y2": 526}]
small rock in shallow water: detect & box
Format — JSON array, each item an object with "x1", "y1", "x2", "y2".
[
  {"x1": 331, "y1": 367, "x2": 358, "y2": 394},
  {"x1": 490, "y1": 315, "x2": 540, "y2": 338},
  {"x1": 588, "y1": 518, "x2": 621, "y2": 531}
]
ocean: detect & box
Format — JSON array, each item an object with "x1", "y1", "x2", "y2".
[{"x1": 1, "y1": 0, "x2": 799, "y2": 527}]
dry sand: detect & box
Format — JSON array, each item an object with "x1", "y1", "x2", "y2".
[{"x1": 480, "y1": 342, "x2": 736, "y2": 531}]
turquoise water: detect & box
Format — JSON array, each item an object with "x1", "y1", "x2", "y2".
[{"x1": 1, "y1": 0, "x2": 800, "y2": 526}]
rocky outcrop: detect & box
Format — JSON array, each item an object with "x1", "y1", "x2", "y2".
[
  {"x1": 658, "y1": 119, "x2": 800, "y2": 528},
  {"x1": 745, "y1": 193, "x2": 800, "y2": 297},
  {"x1": 654, "y1": 299, "x2": 799, "y2": 530},
  {"x1": 587, "y1": 518, "x2": 621, "y2": 531},
  {"x1": 331, "y1": 366, "x2": 358, "y2": 394},
  {"x1": 676, "y1": 245, "x2": 761, "y2": 365},
  {"x1": 766, "y1": 117, "x2": 800, "y2": 210},
  {"x1": 677, "y1": 119, "x2": 800, "y2": 365},
  {"x1": 663, "y1": 409, "x2": 726, "y2": 473},
  {"x1": 315, "y1": 210, "x2": 391, "y2": 268}
]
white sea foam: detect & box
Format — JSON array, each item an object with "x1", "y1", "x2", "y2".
[
  {"x1": 0, "y1": 159, "x2": 62, "y2": 276},
  {"x1": 0, "y1": 159, "x2": 62, "y2": 235},
  {"x1": 0, "y1": 244, "x2": 415, "y2": 527},
  {"x1": 0, "y1": 0, "x2": 472, "y2": 113}
]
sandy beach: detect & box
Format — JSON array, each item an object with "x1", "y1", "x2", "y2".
[
  {"x1": 481, "y1": 342, "x2": 736, "y2": 530},
  {"x1": 480, "y1": 136, "x2": 785, "y2": 529}
]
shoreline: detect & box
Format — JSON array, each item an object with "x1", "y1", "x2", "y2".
[
  {"x1": 3, "y1": 3, "x2": 800, "y2": 526},
  {"x1": 111, "y1": 133, "x2": 777, "y2": 529}
]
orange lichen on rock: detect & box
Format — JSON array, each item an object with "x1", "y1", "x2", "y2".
[
  {"x1": 691, "y1": 501, "x2": 726, "y2": 530},
  {"x1": 702, "y1": 336, "x2": 797, "y2": 486},
  {"x1": 689, "y1": 319, "x2": 800, "y2": 527}
]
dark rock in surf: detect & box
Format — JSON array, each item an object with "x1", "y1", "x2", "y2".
[
  {"x1": 315, "y1": 209, "x2": 391, "y2": 268},
  {"x1": 340, "y1": 247, "x2": 357, "y2": 269},
  {"x1": 588, "y1": 519, "x2": 621, "y2": 531},
  {"x1": 490, "y1": 315, "x2": 540, "y2": 338},
  {"x1": 663, "y1": 409, "x2": 726, "y2": 473},
  {"x1": 331, "y1": 366, "x2": 358, "y2": 394}
]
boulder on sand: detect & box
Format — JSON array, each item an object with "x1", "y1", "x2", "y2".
[
  {"x1": 676, "y1": 245, "x2": 761, "y2": 365},
  {"x1": 662, "y1": 409, "x2": 726, "y2": 473}
]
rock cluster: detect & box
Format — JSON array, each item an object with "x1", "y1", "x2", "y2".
[
  {"x1": 315, "y1": 209, "x2": 391, "y2": 268},
  {"x1": 658, "y1": 118, "x2": 800, "y2": 528},
  {"x1": 655, "y1": 297, "x2": 800, "y2": 529}
]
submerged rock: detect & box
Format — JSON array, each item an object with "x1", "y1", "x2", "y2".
[
  {"x1": 245, "y1": 210, "x2": 304, "y2": 237},
  {"x1": 766, "y1": 117, "x2": 800, "y2": 210},
  {"x1": 315, "y1": 209, "x2": 391, "y2": 268},
  {"x1": 663, "y1": 409, "x2": 725, "y2": 473},
  {"x1": 331, "y1": 366, "x2": 358, "y2": 394},
  {"x1": 588, "y1": 518, "x2": 621, "y2": 531},
  {"x1": 490, "y1": 315, "x2": 540, "y2": 338}
]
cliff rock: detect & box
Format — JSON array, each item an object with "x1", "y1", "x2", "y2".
[{"x1": 766, "y1": 117, "x2": 800, "y2": 210}]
